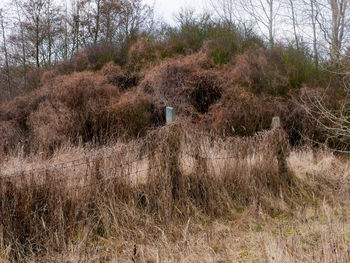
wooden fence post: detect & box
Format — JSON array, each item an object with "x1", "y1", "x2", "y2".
[
  {"x1": 272, "y1": 117, "x2": 291, "y2": 185},
  {"x1": 167, "y1": 125, "x2": 182, "y2": 201}
]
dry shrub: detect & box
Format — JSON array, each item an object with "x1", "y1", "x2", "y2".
[
  {"x1": 0, "y1": 69, "x2": 163, "y2": 155},
  {"x1": 274, "y1": 89, "x2": 321, "y2": 146},
  {"x1": 127, "y1": 37, "x2": 165, "y2": 71},
  {"x1": 26, "y1": 68, "x2": 45, "y2": 91},
  {"x1": 98, "y1": 90, "x2": 164, "y2": 138},
  {"x1": 298, "y1": 86, "x2": 350, "y2": 149},
  {"x1": 190, "y1": 73, "x2": 222, "y2": 114},
  {"x1": 0, "y1": 121, "x2": 21, "y2": 157},
  {"x1": 27, "y1": 102, "x2": 74, "y2": 152},
  {"x1": 101, "y1": 62, "x2": 139, "y2": 90},
  {"x1": 230, "y1": 45, "x2": 289, "y2": 95},
  {"x1": 52, "y1": 43, "x2": 117, "y2": 76},
  {"x1": 0, "y1": 89, "x2": 48, "y2": 129},
  {"x1": 53, "y1": 50, "x2": 90, "y2": 76},
  {"x1": 228, "y1": 44, "x2": 317, "y2": 96},
  {"x1": 139, "y1": 52, "x2": 220, "y2": 119},
  {"x1": 205, "y1": 87, "x2": 328, "y2": 146},
  {"x1": 85, "y1": 42, "x2": 117, "y2": 70},
  {"x1": 27, "y1": 72, "x2": 119, "y2": 149},
  {"x1": 0, "y1": 47, "x2": 337, "y2": 156},
  {"x1": 231, "y1": 44, "x2": 317, "y2": 96},
  {"x1": 205, "y1": 86, "x2": 275, "y2": 136}
]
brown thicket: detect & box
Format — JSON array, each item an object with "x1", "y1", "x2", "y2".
[
  {"x1": 0, "y1": 45, "x2": 339, "y2": 157},
  {"x1": 138, "y1": 52, "x2": 222, "y2": 119},
  {"x1": 0, "y1": 64, "x2": 162, "y2": 156}
]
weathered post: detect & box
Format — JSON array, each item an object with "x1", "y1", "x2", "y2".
[
  {"x1": 271, "y1": 117, "x2": 280, "y2": 129},
  {"x1": 167, "y1": 126, "x2": 182, "y2": 201},
  {"x1": 166, "y1": 107, "x2": 176, "y2": 124},
  {"x1": 271, "y1": 116, "x2": 291, "y2": 185},
  {"x1": 164, "y1": 108, "x2": 181, "y2": 201}
]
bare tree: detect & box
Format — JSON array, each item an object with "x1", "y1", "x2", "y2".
[
  {"x1": 40, "y1": 0, "x2": 65, "y2": 67},
  {"x1": 208, "y1": 0, "x2": 241, "y2": 25},
  {"x1": 11, "y1": 0, "x2": 28, "y2": 90},
  {"x1": 301, "y1": 83, "x2": 350, "y2": 150},
  {"x1": 241, "y1": 0, "x2": 282, "y2": 47},
  {"x1": 69, "y1": 0, "x2": 82, "y2": 54},
  {"x1": 79, "y1": 0, "x2": 124, "y2": 45},
  {"x1": 330, "y1": 0, "x2": 349, "y2": 62},
  {"x1": 315, "y1": 0, "x2": 350, "y2": 63},
  {"x1": 118, "y1": 0, "x2": 154, "y2": 40},
  {"x1": 63, "y1": 0, "x2": 69, "y2": 60},
  {"x1": 17, "y1": 0, "x2": 46, "y2": 68},
  {"x1": 311, "y1": 0, "x2": 319, "y2": 68},
  {"x1": 100, "y1": 0, "x2": 122, "y2": 43},
  {"x1": 295, "y1": 0, "x2": 320, "y2": 69},
  {"x1": 79, "y1": 0, "x2": 103, "y2": 45},
  {"x1": 0, "y1": 9, "x2": 11, "y2": 97},
  {"x1": 286, "y1": 0, "x2": 300, "y2": 50}
]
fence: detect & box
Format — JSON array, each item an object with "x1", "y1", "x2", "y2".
[{"x1": 0, "y1": 115, "x2": 287, "y2": 192}]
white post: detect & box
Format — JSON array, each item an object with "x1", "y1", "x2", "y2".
[
  {"x1": 166, "y1": 107, "x2": 176, "y2": 123},
  {"x1": 271, "y1": 117, "x2": 281, "y2": 129}
]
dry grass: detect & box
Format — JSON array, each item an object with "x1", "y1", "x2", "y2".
[{"x1": 0, "y1": 124, "x2": 349, "y2": 262}]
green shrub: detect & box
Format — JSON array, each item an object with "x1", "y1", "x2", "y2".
[
  {"x1": 162, "y1": 17, "x2": 265, "y2": 65},
  {"x1": 127, "y1": 37, "x2": 166, "y2": 71},
  {"x1": 165, "y1": 13, "x2": 213, "y2": 55},
  {"x1": 208, "y1": 25, "x2": 241, "y2": 65},
  {"x1": 232, "y1": 44, "x2": 317, "y2": 96},
  {"x1": 86, "y1": 42, "x2": 117, "y2": 71},
  {"x1": 271, "y1": 44, "x2": 317, "y2": 90},
  {"x1": 207, "y1": 23, "x2": 264, "y2": 65}
]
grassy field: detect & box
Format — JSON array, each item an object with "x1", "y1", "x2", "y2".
[{"x1": 0, "y1": 124, "x2": 349, "y2": 262}]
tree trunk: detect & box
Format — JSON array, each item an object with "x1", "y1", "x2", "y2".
[
  {"x1": 0, "y1": 11, "x2": 11, "y2": 98},
  {"x1": 310, "y1": 0, "x2": 319, "y2": 70}
]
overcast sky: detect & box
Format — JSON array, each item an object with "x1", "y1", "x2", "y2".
[
  {"x1": 144, "y1": 0, "x2": 206, "y2": 24},
  {"x1": 0, "y1": 0, "x2": 207, "y2": 24}
]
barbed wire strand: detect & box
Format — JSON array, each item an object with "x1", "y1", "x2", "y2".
[{"x1": 1, "y1": 152, "x2": 152, "y2": 179}]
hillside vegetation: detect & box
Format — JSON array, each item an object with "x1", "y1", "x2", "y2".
[
  {"x1": 0, "y1": 13, "x2": 347, "y2": 156},
  {"x1": 0, "y1": 43, "x2": 339, "y2": 157}
]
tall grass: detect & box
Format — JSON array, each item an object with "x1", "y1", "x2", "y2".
[{"x1": 0, "y1": 124, "x2": 347, "y2": 261}]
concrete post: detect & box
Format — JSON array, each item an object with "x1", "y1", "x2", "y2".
[
  {"x1": 166, "y1": 107, "x2": 176, "y2": 124},
  {"x1": 271, "y1": 116, "x2": 281, "y2": 129}
]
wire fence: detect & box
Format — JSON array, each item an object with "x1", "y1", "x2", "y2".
[
  {"x1": 0, "y1": 126, "x2": 280, "y2": 190},
  {"x1": 0, "y1": 148, "x2": 151, "y2": 178},
  {"x1": 0, "y1": 148, "x2": 249, "y2": 180}
]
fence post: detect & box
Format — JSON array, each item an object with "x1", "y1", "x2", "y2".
[
  {"x1": 271, "y1": 117, "x2": 291, "y2": 185},
  {"x1": 165, "y1": 106, "x2": 180, "y2": 200},
  {"x1": 167, "y1": 125, "x2": 182, "y2": 201},
  {"x1": 271, "y1": 116, "x2": 280, "y2": 129},
  {"x1": 166, "y1": 107, "x2": 176, "y2": 124}
]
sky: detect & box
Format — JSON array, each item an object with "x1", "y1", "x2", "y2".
[
  {"x1": 143, "y1": 0, "x2": 206, "y2": 24},
  {"x1": 0, "y1": 0, "x2": 207, "y2": 24}
]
